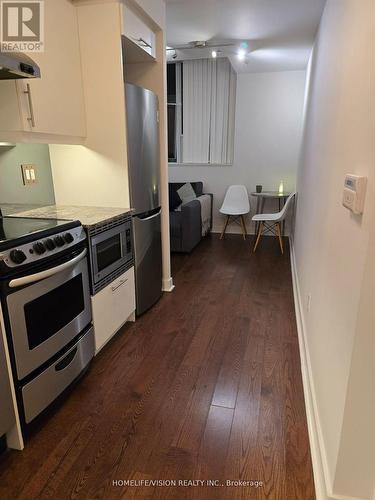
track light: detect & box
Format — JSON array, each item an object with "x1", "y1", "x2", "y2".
[{"x1": 237, "y1": 48, "x2": 246, "y2": 61}]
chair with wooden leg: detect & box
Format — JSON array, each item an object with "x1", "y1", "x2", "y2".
[
  {"x1": 219, "y1": 185, "x2": 250, "y2": 240},
  {"x1": 252, "y1": 192, "x2": 296, "y2": 254}
]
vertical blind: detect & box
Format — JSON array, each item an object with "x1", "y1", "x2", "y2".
[{"x1": 182, "y1": 58, "x2": 236, "y2": 164}]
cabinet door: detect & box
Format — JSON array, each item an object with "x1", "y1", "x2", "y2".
[
  {"x1": 122, "y1": 5, "x2": 156, "y2": 59},
  {"x1": 91, "y1": 267, "x2": 136, "y2": 354},
  {"x1": 16, "y1": 0, "x2": 86, "y2": 138},
  {"x1": 0, "y1": 81, "x2": 23, "y2": 132}
]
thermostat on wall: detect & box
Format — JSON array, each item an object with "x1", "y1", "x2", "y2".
[{"x1": 342, "y1": 174, "x2": 367, "y2": 215}]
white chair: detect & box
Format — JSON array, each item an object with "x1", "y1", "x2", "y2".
[
  {"x1": 220, "y1": 185, "x2": 250, "y2": 240},
  {"x1": 252, "y1": 192, "x2": 296, "y2": 254}
]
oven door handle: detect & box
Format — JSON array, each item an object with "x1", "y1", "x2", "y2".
[{"x1": 9, "y1": 249, "x2": 87, "y2": 289}]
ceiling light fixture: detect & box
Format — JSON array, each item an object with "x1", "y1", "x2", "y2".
[{"x1": 191, "y1": 40, "x2": 207, "y2": 48}]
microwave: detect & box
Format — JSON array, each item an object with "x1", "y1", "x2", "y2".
[{"x1": 88, "y1": 217, "x2": 133, "y2": 294}]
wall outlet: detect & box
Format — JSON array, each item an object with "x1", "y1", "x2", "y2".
[
  {"x1": 21, "y1": 164, "x2": 37, "y2": 185},
  {"x1": 307, "y1": 293, "x2": 312, "y2": 312}
]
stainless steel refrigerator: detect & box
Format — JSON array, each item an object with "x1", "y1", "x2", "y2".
[{"x1": 125, "y1": 82, "x2": 162, "y2": 316}]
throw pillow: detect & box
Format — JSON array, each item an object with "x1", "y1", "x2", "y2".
[{"x1": 177, "y1": 182, "x2": 196, "y2": 205}]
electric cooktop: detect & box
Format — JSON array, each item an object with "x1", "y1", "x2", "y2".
[
  {"x1": 0, "y1": 217, "x2": 73, "y2": 242},
  {"x1": 0, "y1": 217, "x2": 82, "y2": 258}
]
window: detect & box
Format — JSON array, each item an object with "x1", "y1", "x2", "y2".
[
  {"x1": 167, "y1": 58, "x2": 236, "y2": 165},
  {"x1": 167, "y1": 63, "x2": 182, "y2": 163}
]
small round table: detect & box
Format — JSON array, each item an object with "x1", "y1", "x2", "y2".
[{"x1": 251, "y1": 191, "x2": 291, "y2": 236}]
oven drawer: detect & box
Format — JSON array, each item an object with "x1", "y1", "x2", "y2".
[
  {"x1": 92, "y1": 267, "x2": 135, "y2": 353},
  {"x1": 22, "y1": 327, "x2": 95, "y2": 424}
]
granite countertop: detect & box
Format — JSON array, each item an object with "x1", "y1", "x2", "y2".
[
  {"x1": 0, "y1": 203, "x2": 42, "y2": 215},
  {"x1": 7, "y1": 205, "x2": 133, "y2": 228}
]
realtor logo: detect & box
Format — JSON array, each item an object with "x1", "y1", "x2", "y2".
[{"x1": 1, "y1": 0, "x2": 44, "y2": 52}]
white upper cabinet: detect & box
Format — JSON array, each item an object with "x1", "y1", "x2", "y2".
[
  {"x1": 0, "y1": 0, "x2": 86, "y2": 142},
  {"x1": 122, "y1": 4, "x2": 156, "y2": 61}
]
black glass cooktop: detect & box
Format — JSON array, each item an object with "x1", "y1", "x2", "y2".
[{"x1": 0, "y1": 217, "x2": 79, "y2": 250}]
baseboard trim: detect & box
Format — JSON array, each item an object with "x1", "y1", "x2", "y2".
[
  {"x1": 162, "y1": 277, "x2": 175, "y2": 292},
  {"x1": 289, "y1": 239, "x2": 361, "y2": 500}
]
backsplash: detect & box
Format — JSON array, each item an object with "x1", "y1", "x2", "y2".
[{"x1": 0, "y1": 144, "x2": 55, "y2": 207}]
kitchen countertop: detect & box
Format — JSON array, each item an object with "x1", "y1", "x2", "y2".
[
  {"x1": 7, "y1": 205, "x2": 133, "y2": 228},
  {"x1": 0, "y1": 203, "x2": 42, "y2": 216}
]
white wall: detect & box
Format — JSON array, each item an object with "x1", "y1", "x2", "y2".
[
  {"x1": 334, "y1": 226, "x2": 375, "y2": 499},
  {"x1": 169, "y1": 70, "x2": 306, "y2": 234},
  {"x1": 293, "y1": 0, "x2": 375, "y2": 498},
  {"x1": 0, "y1": 144, "x2": 55, "y2": 205}
]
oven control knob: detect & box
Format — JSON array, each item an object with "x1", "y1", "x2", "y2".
[
  {"x1": 64, "y1": 232, "x2": 74, "y2": 244},
  {"x1": 54, "y1": 235, "x2": 65, "y2": 247},
  {"x1": 10, "y1": 249, "x2": 27, "y2": 264},
  {"x1": 45, "y1": 238, "x2": 56, "y2": 251},
  {"x1": 33, "y1": 241, "x2": 46, "y2": 255}
]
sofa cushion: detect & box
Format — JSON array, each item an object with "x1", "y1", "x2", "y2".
[
  {"x1": 169, "y1": 211, "x2": 182, "y2": 238},
  {"x1": 169, "y1": 184, "x2": 182, "y2": 211},
  {"x1": 191, "y1": 182, "x2": 203, "y2": 196}
]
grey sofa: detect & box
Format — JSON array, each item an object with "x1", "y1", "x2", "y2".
[{"x1": 169, "y1": 182, "x2": 213, "y2": 253}]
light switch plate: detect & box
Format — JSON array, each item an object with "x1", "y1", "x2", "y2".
[
  {"x1": 342, "y1": 174, "x2": 367, "y2": 215},
  {"x1": 21, "y1": 164, "x2": 37, "y2": 185}
]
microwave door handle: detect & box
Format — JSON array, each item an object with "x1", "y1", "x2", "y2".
[{"x1": 9, "y1": 249, "x2": 87, "y2": 289}]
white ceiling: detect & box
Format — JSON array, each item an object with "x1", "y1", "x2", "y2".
[{"x1": 166, "y1": 0, "x2": 327, "y2": 73}]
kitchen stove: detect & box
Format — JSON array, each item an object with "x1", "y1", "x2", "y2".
[{"x1": 0, "y1": 216, "x2": 94, "y2": 429}]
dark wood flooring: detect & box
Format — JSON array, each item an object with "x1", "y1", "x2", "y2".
[{"x1": 0, "y1": 234, "x2": 315, "y2": 500}]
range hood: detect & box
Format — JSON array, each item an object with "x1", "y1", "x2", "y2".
[{"x1": 0, "y1": 50, "x2": 40, "y2": 80}]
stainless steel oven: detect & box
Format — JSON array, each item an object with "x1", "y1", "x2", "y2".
[
  {"x1": 6, "y1": 248, "x2": 91, "y2": 381},
  {"x1": 0, "y1": 217, "x2": 94, "y2": 427},
  {"x1": 88, "y1": 216, "x2": 133, "y2": 294}
]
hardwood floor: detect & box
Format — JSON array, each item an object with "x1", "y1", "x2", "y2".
[{"x1": 0, "y1": 234, "x2": 315, "y2": 500}]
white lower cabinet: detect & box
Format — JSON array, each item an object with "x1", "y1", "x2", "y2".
[{"x1": 91, "y1": 267, "x2": 136, "y2": 354}]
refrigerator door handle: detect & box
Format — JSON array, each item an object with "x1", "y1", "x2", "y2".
[{"x1": 137, "y1": 209, "x2": 161, "y2": 222}]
